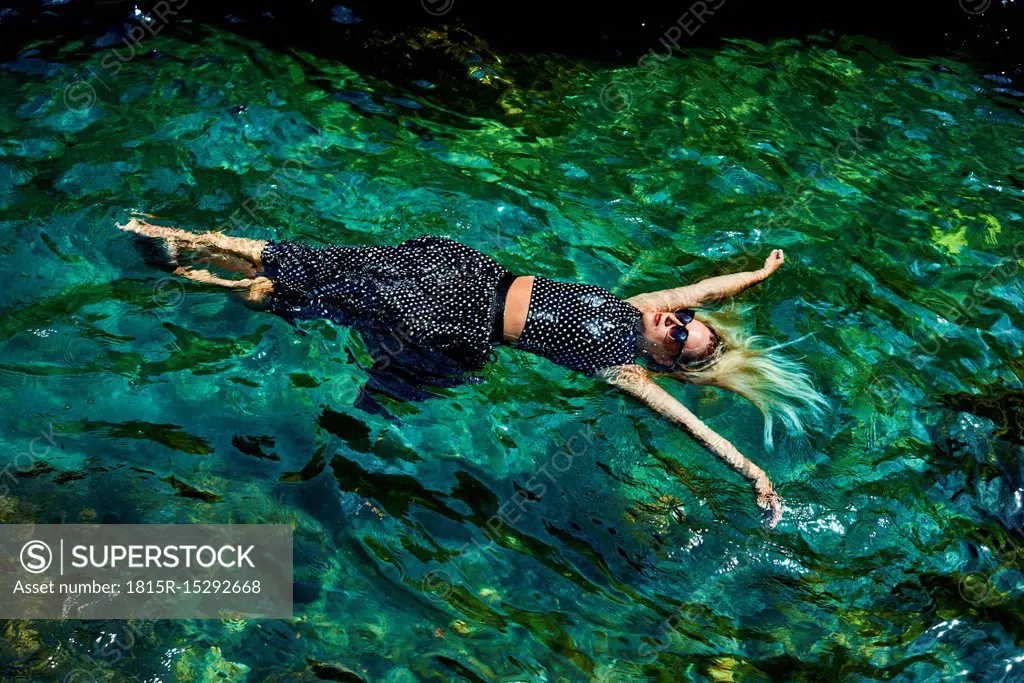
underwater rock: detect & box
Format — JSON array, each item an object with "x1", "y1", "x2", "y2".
[
  {"x1": 306, "y1": 658, "x2": 367, "y2": 682},
  {"x1": 372, "y1": 431, "x2": 421, "y2": 463},
  {"x1": 708, "y1": 165, "x2": 779, "y2": 195},
  {"x1": 0, "y1": 619, "x2": 73, "y2": 677},
  {"x1": 221, "y1": 617, "x2": 248, "y2": 634},
  {"x1": 293, "y1": 580, "x2": 322, "y2": 605},
  {"x1": 232, "y1": 434, "x2": 280, "y2": 461},
  {"x1": 319, "y1": 408, "x2": 373, "y2": 452},
  {"x1": 55, "y1": 162, "x2": 138, "y2": 194},
  {"x1": 424, "y1": 655, "x2": 492, "y2": 682},
  {"x1": 173, "y1": 646, "x2": 251, "y2": 682},
  {"x1": 942, "y1": 390, "x2": 1024, "y2": 447},
  {"x1": 331, "y1": 6, "x2": 362, "y2": 25},
  {"x1": 160, "y1": 475, "x2": 223, "y2": 503},
  {"x1": 290, "y1": 372, "x2": 322, "y2": 388},
  {"x1": 0, "y1": 495, "x2": 19, "y2": 522},
  {"x1": 1, "y1": 620, "x2": 42, "y2": 659},
  {"x1": 625, "y1": 494, "x2": 687, "y2": 529},
  {"x1": 63, "y1": 418, "x2": 214, "y2": 455},
  {"x1": 381, "y1": 667, "x2": 417, "y2": 683},
  {"x1": 279, "y1": 444, "x2": 327, "y2": 483}
]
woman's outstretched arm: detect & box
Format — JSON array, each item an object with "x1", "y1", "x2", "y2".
[
  {"x1": 626, "y1": 249, "x2": 784, "y2": 312},
  {"x1": 599, "y1": 364, "x2": 784, "y2": 526}
]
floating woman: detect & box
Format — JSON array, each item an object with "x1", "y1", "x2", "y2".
[{"x1": 119, "y1": 216, "x2": 826, "y2": 526}]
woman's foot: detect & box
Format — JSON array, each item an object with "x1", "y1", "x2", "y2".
[
  {"x1": 117, "y1": 216, "x2": 184, "y2": 240},
  {"x1": 119, "y1": 217, "x2": 185, "y2": 272}
]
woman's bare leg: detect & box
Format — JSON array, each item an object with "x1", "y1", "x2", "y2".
[
  {"x1": 118, "y1": 216, "x2": 267, "y2": 269},
  {"x1": 186, "y1": 247, "x2": 257, "y2": 277},
  {"x1": 172, "y1": 266, "x2": 275, "y2": 305},
  {"x1": 119, "y1": 216, "x2": 273, "y2": 304}
]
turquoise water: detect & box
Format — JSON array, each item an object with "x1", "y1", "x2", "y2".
[{"x1": 2, "y1": 23, "x2": 1024, "y2": 682}]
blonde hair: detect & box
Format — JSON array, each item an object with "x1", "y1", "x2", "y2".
[{"x1": 658, "y1": 306, "x2": 827, "y2": 448}]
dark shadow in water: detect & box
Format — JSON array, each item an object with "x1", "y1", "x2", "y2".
[
  {"x1": 941, "y1": 389, "x2": 1024, "y2": 448},
  {"x1": 3, "y1": 1, "x2": 1015, "y2": 79},
  {"x1": 286, "y1": 315, "x2": 491, "y2": 420},
  {"x1": 327, "y1": 452, "x2": 674, "y2": 619}
]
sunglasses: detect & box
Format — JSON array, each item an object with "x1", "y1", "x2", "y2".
[{"x1": 667, "y1": 309, "x2": 696, "y2": 366}]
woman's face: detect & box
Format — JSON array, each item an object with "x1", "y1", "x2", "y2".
[{"x1": 639, "y1": 311, "x2": 717, "y2": 367}]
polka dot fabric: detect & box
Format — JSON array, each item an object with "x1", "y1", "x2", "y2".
[
  {"x1": 260, "y1": 235, "x2": 508, "y2": 370},
  {"x1": 516, "y1": 276, "x2": 642, "y2": 375}
]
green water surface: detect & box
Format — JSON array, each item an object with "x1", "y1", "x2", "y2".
[{"x1": 1, "y1": 22, "x2": 1024, "y2": 683}]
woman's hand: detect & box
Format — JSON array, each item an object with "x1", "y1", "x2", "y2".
[
  {"x1": 760, "y1": 249, "x2": 785, "y2": 278},
  {"x1": 755, "y1": 480, "x2": 784, "y2": 528}
]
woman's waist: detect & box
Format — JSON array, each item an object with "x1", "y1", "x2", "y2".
[{"x1": 495, "y1": 275, "x2": 535, "y2": 345}]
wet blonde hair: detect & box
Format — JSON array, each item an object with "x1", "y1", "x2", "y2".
[{"x1": 656, "y1": 306, "x2": 827, "y2": 448}]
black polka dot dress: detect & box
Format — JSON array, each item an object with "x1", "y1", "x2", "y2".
[
  {"x1": 260, "y1": 235, "x2": 508, "y2": 370},
  {"x1": 516, "y1": 277, "x2": 642, "y2": 374}
]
